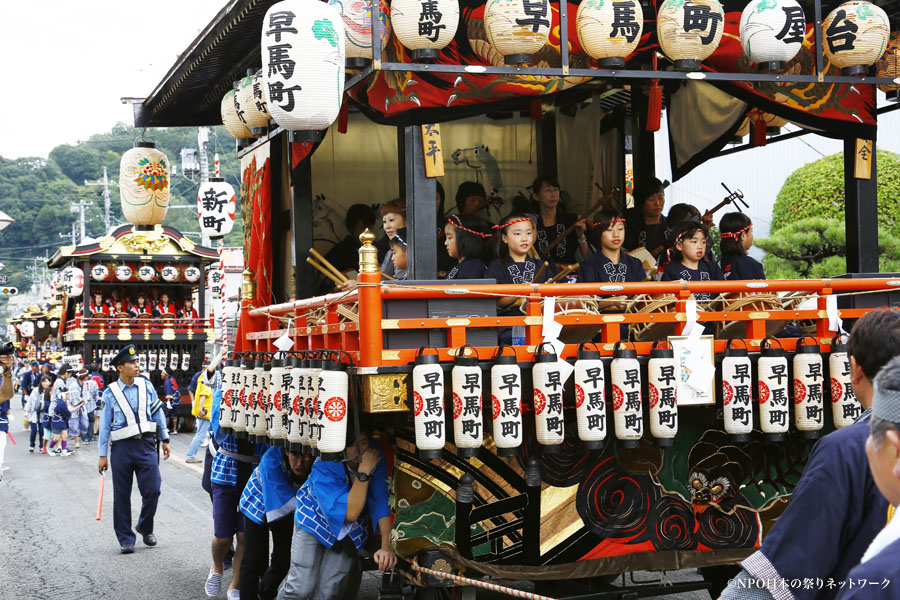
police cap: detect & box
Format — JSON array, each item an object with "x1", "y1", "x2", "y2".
[{"x1": 111, "y1": 344, "x2": 139, "y2": 367}]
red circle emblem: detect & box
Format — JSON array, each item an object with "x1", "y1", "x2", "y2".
[
  {"x1": 292, "y1": 396, "x2": 301, "y2": 415},
  {"x1": 793, "y1": 379, "x2": 807, "y2": 405},
  {"x1": 612, "y1": 384, "x2": 624, "y2": 411},
  {"x1": 831, "y1": 377, "x2": 843, "y2": 403},
  {"x1": 453, "y1": 392, "x2": 463, "y2": 419},
  {"x1": 239, "y1": 389, "x2": 246, "y2": 407},
  {"x1": 223, "y1": 389, "x2": 233, "y2": 408},
  {"x1": 723, "y1": 381, "x2": 734, "y2": 406},
  {"x1": 534, "y1": 389, "x2": 547, "y2": 415},
  {"x1": 575, "y1": 384, "x2": 585, "y2": 409},
  {"x1": 324, "y1": 397, "x2": 346, "y2": 422},
  {"x1": 648, "y1": 383, "x2": 660, "y2": 409},
  {"x1": 414, "y1": 391, "x2": 424, "y2": 417},
  {"x1": 492, "y1": 395, "x2": 501, "y2": 419},
  {"x1": 248, "y1": 390, "x2": 256, "y2": 409},
  {"x1": 273, "y1": 390, "x2": 282, "y2": 412},
  {"x1": 758, "y1": 381, "x2": 770, "y2": 404}
]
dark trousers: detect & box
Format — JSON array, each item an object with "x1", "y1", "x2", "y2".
[
  {"x1": 84, "y1": 411, "x2": 94, "y2": 442},
  {"x1": 110, "y1": 437, "x2": 161, "y2": 546},
  {"x1": 29, "y1": 418, "x2": 40, "y2": 448},
  {"x1": 241, "y1": 515, "x2": 293, "y2": 600}
]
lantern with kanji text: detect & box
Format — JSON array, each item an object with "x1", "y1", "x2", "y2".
[
  {"x1": 648, "y1": 341, "x2": 678, "y2": 446},
  {"x1": 391, "y1": 0, "x2": 456, "y2": 61},
  {"x1": 830, "y1": 335, "x2": 861, "y2": 428},
  {"x1": 412, "y1": 348, "x2": 445, "y2": 459},
  {"x1": 611, "y1": 341, "x2": 642, "y2": 447},
  {"x1": 657, "y1": 0, "x2": 725, "y2": 71},
  {"x1": 317, "y1": 352, "x2": 350, "y2": 459},
  {"x1": 490, "y1": 346, "x2": 522, "y2": 457},
  {"x1": 573, "y1": 342, "x2": 606, "y2": 449},
  {"x1": 532, "y1": 343, "x2": 564, "y2": 451},
  {"x1": 483, "y1": 0, "x2": 551, "y2": 65},
  {"x1": 197, "y1": 178, "x2": 237, "y2": 240},
  {"x1": 90, "y1": 264, "x2": 109, "y2": 282},
  {"x1": 235, "y1": 70, "x2": 271, "y2": 135},
  {"x1": 793, "y1": 337, "x2": 825, "y2": 438},
  {"x1": 739, "y1": 0, "x2": 805, "y2": 72},
  {"x1": 576, "y1": 0, "x2": 643, "y2": 68},
  {"x1": 287, "y1": 356, "x2": 305, "y2": 451},
  {"x1": 823, "y1": 1, "x2": 890, "y2": 76},
  {"x1": 451, "y1": 347, "x2": 483, "y2": 458},
  {"x1": 183, "y1": 265, "x2": 202, "y2": 283},
  {"x1": 222, "y1": 87, "x2": 253, "y2": 139},
  {"x1": 758, "y1": 338, "x2": 789, "y2": 441},
  {"x1": 722, "y1": 339, "x2": 753, "y2": 441},
  {"x1": 59, "y1": 267, "x2": 84, "y2": 297}
]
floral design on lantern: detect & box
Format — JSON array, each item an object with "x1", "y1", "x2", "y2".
[
  {"x1": 197, "y1": 178, "x2": 237, "y2": 239},
  {"x1": 823, "y1": 1, "x2": 890, "y2": 76},
  {"x1": 876, "y1": 31, "x2": 900, "y2": 93},
  {"x1": 329, "y1": 0, "x2": 393, "y2": 67},
  {"x1": 576, "y1": 0, "x2": 643, "y2": 68},
  {"x1": 739, "y1": 0, "x2": 805, "y2": 72},
  {"x1": 262, "y1": 1, "x2": 346, "y2": 142},
  {"x1": 484, "y1": 0, "x2": 551, "y2": 65},
  {"x1": 119, "y1": 142, "x2": 170, "y2": 228},
  {"x1": 657, "y1": 0, "x2": 725, "y2": 71},
  {"x1": 222, "y1": 88, "x2": 253, "y2": 139},
  {"x1": 391, "y1": 0, "x2": 457, "y2": 61}
]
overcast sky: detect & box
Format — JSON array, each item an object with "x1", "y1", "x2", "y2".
[{"x1": 0, "y1": 0, "x2": 227, "y2": 159}]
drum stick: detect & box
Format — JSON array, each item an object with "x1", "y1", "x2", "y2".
[
  {"x1": 309, "y1": 248, "x2": 349, "y2": 283},
  {"x1": 306, "y1": 257, "x2": 344, "y2": 287},
  {"x1": 534, "y1": 261, "x2": 549, "y2": 282},
  {"x1": 96, "y1": 473, "x2": 105, "y2": 521},
  {"x1": 547, "y1": 263, "x2": 579, "y2": 283},
  {"x1": 381, "y1": 272, "x2": 396, "y2": 281}
]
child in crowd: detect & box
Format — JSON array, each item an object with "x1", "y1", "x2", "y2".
[
  {"x1": 49, "y1": 391, "x2": 72, "y2": 456},
  {"x1": 486, "y1": 214, "x2": 558, "y2": 344},
  {"x1": 660, "y1": 221, "x2": 724, "y2": 304},
  {"x1": 718, "y1": 212, "x2": 765, "y2": 280},
  {"x1": 25, "y1": 376, "x2": 53, "y2": 453},
  {"x1": 390, "y1": 228, "x2": 409, "y2": 281},
  {"x1": 580, "y1": 210, "x2": 646, "y2": 284},
  {"x1": 444, "y1": 214, "x2": 489, "y2": 280}
]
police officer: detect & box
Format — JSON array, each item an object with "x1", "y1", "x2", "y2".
[{"x1": 97, "y1": 344, "x2": 171, "y2": 554}]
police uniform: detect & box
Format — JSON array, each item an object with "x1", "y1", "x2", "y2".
[{"x1": 97, "y1": 344, "x2": 170, "y2": 552}]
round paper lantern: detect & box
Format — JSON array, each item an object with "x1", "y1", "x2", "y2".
[
  {"x1": 876, "y1": 31, "x2": 900, "y2": 92},
  {"x1": 235, "y1": 71, "x2": 271, "y2": 133},
  {"x1": 722, "y1": 340, "x2": 753, "y2": 441},
  {"x1": 758, "y1": 338, "x2": 789, "y2": 441},
  {"x1": 50, "y1": 321, "x2": 58, "y2": 328},
  {"x1": 137, "y1": 264, "x2": 157, "y2": 282},
  {"x1": 390, "y1": 0, "x2": 456, "y2": 61},
  {"x1": 532, "y1": 343, "x2": 564, "y2": 451},
  {"x1": 262, "y1": 0, "x2": 346, "y2": 141},
  {"x1": 330, "y1": 0, "x2": 393, "y2": 67},
  {"x1": 823, "y1": 1, "x2": 890, "y2": 76},
  {"x1": 287, "y1": 356, "x2": 305, "y2": 451},
  {"x1": 611, "y1": 342, "x2": 642, "y2": 447},
  {"x1": 159, "y1": 264, "x2": 179, "y2": 283},
  {"x1": 740, "y1": 0, "x2": 805, "y2": 72},
  {"x1": 490, "y1": 347, "x2": 522, "y2": 457},
  {"x1": 317, "y1": 355, "x2": 349, "y2": 458},
  {"x1": 90, "y1": 264, "x2": 109, "y2": 282},
  {"x1": 59, "y1": 267, "x2": 84, "y2": 296},
  {"x1": 829, "y1": 336, "x2": 861, "y2": 428},
  {"x1": 451, "y1": 348, "x2": 482, "y2": 458},
  {"x1": 793, "y1": 338, "x2": 825, "y2": 438},
  {"x1": 647, "y1": 343, "x2": 678, "y2": 447},
  {"x1": 197, "y1": 178, "x2": 237, "y2": 240},
  {"x1": 657, "y1": 0, "x2": 725, "y2": 71},
  {"x1": 412, "y1": 348, "x2": 445, "y2": 459},
  {"x1": 18, "y1": 321, "x2": 35, "y2": 338},
  {"x1": 573, "y1": 344, "x2": 606, "y2": 449},
  {"x1": 484, "y1": 0, "x2": 551, "y2": 65},
  {"x1": 37, "y1": 320, "x2": 46, "y2": 328},
  {"x1": 115, "y1": 264, "x2": 133, "y2": 282},
  {"x1": 183, "y1": 265, "x2": 202, "y2": 283},
  {"x1": 222, "y1": 88, "x2": 253, "y2": 139},
  {"x1": 209, "y1": 268, "x2": 225, "y2": 300},
  {"x1": 119, "y1": 142, "x2": 170, "y2": 228},
  {"x1": 576, "y1": 0, "x2": 643, "y2": 68}
]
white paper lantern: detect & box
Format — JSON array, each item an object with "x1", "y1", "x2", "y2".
[
  {"x1": 573, "y1": 344, "x2": 606, "y2": 449},
  {"x1": 138, "y1": 352, "x2": 147, "y2": 372},
  {"x1": 740, "y1": 0, "x2": 805, "y2": 71},
  {"x1": 657, "y1": 0, "x2": 725, "y2": 71},
  {"x1": 307, "y1": 359, "x2": 322, "y2": 451},
  {"x1": 297, "y1": 358, "x2": 313, "y2": 451},
  {"x1": 183, "y1": 265, "x2": 202, "y2": 283},
  {"x1": 610, "y1": 342, "x2": 642, "y2": 447},
  {"x1": 391, "y1": 0, "x2": 456, "y2": 61},
  {"x1": 222, "y1": 88, "x2": 253, "y2": 139},
  {"x1": 829, "y1": 337, "x2": 861, "y2": 428},
  {"x1": 59, "y1": 267, "x2": 84, "y2": 297},
  {"x1": 160, "y1": 264, "x2": 180, "y2": 283},
  {"x1": 287, "y1": 357, "x2": 305, "y2": 450},
  {"x1": 101, "y1": 352, "x2": 112, "y2": 372},
  {"x1": 484, "y1": 0, "x2": 551, "y2": 65},
  {"x1": 18, "y1": 321, "x2": 35, "y2": 338},
  {"x1": 758, "y1": 338, "x2": 789, "y2": 440},
  {"x1": 648, "y1": 343, "x2": 678, "y2": 446},
  {"x1": 90, "y1": 264, "x2": 109, "y2": 282},
  {"x1": 50, "y1": 321, "x2": 58, "y2": 329},
  {"x1": 119, "y1": 142, "x2": 170, "y2": 227},
  {"x1": 180, "y1": 351, "x2": 191, "y2": 372},
  {"x1": 250, "y1": 360, "x2": 269, "y2": 441},
  {"x1": 209, "y1": 268, "x2": 225, "y2": 300},
  {"x1": 262, "y1": 0, "x2": 346, "y2": 141},
  {"x1": 235, "y1": 71, "x2": 271, "y2": 133},
  {"x1": 197, "y1": 178, "x2": 237, "y2": 240},
  {"x1": 268, "y1": 358, "x2": 288, "y2": 444},
  {"x1": 490, "y1": 348, "x2": 522, "y2": 456},
  {"x1": 793, "y1": 338, "x2": 825, "y2": 438},
  {"x1": 451, "y1": 349, "x2": 483, "y2": 457},
  {"x1": 170, "y1": 351, "x2": 179, "y2": 371},
  {"x1": 234, "y1": 359, "x2": 251, "y2": 437},
  {"x1": 576, "y1": 0, "x2": 643, "y2": 68},
  {"x1": 331, "y1": 0, "x2": 393, "y2": 66},
  {"x1": 115, "y1": 264, "x2": 133, "y2": 282},
  {"x1": 148, "y1": 351, "x2": 158, "y2": 372},
  {"x1": 412, "y1": 349, "x2": 445, "y2": 459},
  {"x1": 722, "y1": 341, "x2": 754, "y2": 440},
  {"x1": 137, "y1": 264, "x2": 157, "y2": 282},
  {"x1": 823, "y1": 1, "x2": 890, "y2": 75},
  {"x1": 317, "y1": 356, "x2": 350, "y2": 457},
  {"x1": 532, "y1": 344, "x2": 564, "y2": 450}
]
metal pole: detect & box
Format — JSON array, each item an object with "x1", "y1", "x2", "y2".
[{"x1": 198, "y1": 127, "x2": 211, "y2": 248}]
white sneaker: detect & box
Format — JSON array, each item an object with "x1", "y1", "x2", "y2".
[
  {"x1": 227, "y1": 588, "x2": 240, "y2": 600},
  {"x1": 60, "y1": 450, "x2": 73, "y2": 457}
]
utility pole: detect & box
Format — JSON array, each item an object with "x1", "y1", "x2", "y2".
[
  {"x1": 198, "y1": 127, "x2": 211, "y2": 248},
  {"x1": 84, "y1": 167, "x2": 117, "y2": 233},
  {"x1": 70, "y1": 198, "x2": 89, "y2": 242}
]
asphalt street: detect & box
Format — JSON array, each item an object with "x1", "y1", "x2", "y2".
[{"x1": 0, "y1": 400, "x2": 712, "y2": 600}]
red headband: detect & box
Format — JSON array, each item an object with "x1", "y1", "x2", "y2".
[
  {"x1": 449, "y1": 215, "x2": 491, "y2": 238},
  {"x1": 720, "y1": 224, "x2": 752, "y2": 240},
  {"x1": 493, "y1": 217, "x2": 533, "y2": 230}
]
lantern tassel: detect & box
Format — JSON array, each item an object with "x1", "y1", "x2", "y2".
[
  {"x1": 750, "y1": 110, "x2": 767, "y2": 147},
  {"x1": 647, "y1": 80, "x2": 662, "y2": 132},
  {"x1": 529, "y1": 100, "x2": 543, "y2": 120},
  {"x1": 338, "y1": 99, "x2": 349, "y2": 134}
]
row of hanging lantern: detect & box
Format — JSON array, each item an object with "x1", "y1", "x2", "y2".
[
  {"x1": 409, "y1": 337, "x2": 862, "y2": 460},
  {"x1": 87, "y1": 262, "x2": 203, "y2": 284},
  {"x1": 219, "y1": 350, "x2": 352, "y2": 459}
]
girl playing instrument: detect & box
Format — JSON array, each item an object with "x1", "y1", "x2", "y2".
[
  {"x1": 660, "y1": 221, "x2": 724, "y2": 304},
  {"x1": 444, "y1": 214, "x2": 489, "y2": 280},
  {"x1": 580, "y1": 210, "x2": 646, "y2": 283},
  {"x1": 718, "y1": 212, "x2": 765, "y2": 280}
]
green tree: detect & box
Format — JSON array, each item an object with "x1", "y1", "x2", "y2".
[{"x1": 757, "y1": 216, "x2": 900, "y2": 279}]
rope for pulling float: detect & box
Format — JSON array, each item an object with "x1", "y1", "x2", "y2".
[{"x1": 406, "y1": 561, "x2": 556, "y2": 600}]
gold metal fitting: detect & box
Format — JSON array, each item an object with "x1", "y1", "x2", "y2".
[
  {"x1": 241, "y1": 268, "x2": 257, "y2": 301},
  {"x1": 358, "y1": 229, "x2": 378, "y2": 274}
]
